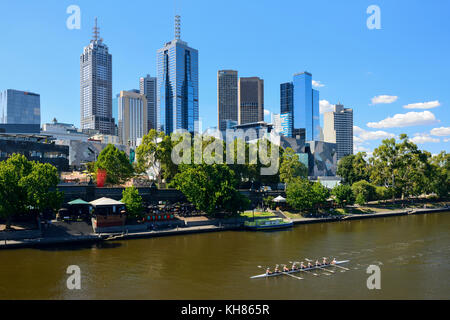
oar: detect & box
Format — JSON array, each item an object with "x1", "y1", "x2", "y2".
[
  {"x1": 289, "y1": 261, "x2": 318, "y2": 276},
  {"x1": 280, "y1": 265, "x2": 303, "y2": 280},
  {"x1": 305, "y1": 258, "x2": 333, "y2": 274},
  {"x1": 332, "y1": 264, "x2": 350, "y2": 271}
]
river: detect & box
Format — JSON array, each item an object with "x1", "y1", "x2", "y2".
[{"x1": 0, "y1": 212, "x2": 449, "y2": 300}]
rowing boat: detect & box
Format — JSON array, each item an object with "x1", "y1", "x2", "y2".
[{"x1": 250, "y1": 260, "x2": 350, "y2": 279}]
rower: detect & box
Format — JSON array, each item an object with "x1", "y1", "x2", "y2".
[
  {"x1": 291, "y1": 262, "x2": 297, "y2": 271},
  {"x1": 283, "y1": 265, "x2": 289, "y2": 272},
  {"x1": 315, "y1": 260, "x2": 320, "y2": 266},
  {"x1": 307, "y1": 262, "x2": 312, "y2": 268},
  {"x1": 331, "y1": 258, "x2": 337, "y2": 265},
  {"x1": 300, "y1": 262, "x2": 306, "y2": 269},
  {"x1": 266, "y1": 268, "x2": 271, "y2": 275},
  {"x1": 274, "y1": 266, "x2": 280, "y2": 273},
  {"x1": 322, "y1": 257, "x2": 328, "y2": 265}
]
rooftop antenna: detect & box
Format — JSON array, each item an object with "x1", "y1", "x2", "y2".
[
  {"x1": 175, "y1": 15, "x2": 181, "y2": 40},
  {"x1": 92, "y1": 17, "x2": 100, "y2": 42}
]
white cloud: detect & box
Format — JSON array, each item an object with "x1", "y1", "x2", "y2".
[
  {"x1": 264, "y1": 109, "x2": 271, "y2": 116},
  {"x1": 409, "y1": 135, "x2": 440, "y2": 144},
  {"x1": 403, "y1": 100, "x2": 440, "y2": 110},
  {"x1": 319, "y1": 100, "x2": 335, "y2": 114},
  {"x1": 353, "y1": 126, "x2": 395, "y2": 141},
  {"x1": 430, "y1": 127, "x2": 450, "y2": 137},
  {"x1": 367, "y1": 111, "x2": 439, "y2": 129},
  {"x1": 371, "y1": 95, "x2": 398, "y2": 104},
  {"x1": 312, "y1": 80, "x2": 325, "y2": 88}
]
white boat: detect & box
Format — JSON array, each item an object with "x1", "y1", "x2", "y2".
[{"x1": 250, "y1": 260, "x2": 350, "y2": 279}]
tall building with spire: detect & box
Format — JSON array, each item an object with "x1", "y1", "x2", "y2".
[
  {"x1": 157, "y1": 15, "x2": 199, "y2": 134},
  {"x1": 80, "y1": 18, "x2": 114, "y2": 135}
]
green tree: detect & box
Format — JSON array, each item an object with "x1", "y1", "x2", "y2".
[
  {"x1": 171, "y1": 163, "x2": 248, "y2": 216},
  {"x1": 121, "y1": 186, "x2": 144, "y2": 220},
  {"x1": 375, "y1": 186, "x2": 392, "y2": 202},
  {"x1": 136, "y1": 130, "x2": 178, "y2": 185},
  {"x1": 370, "y1": 134, "x2": 428, "y2": 200},
  {"x1": 351, "y1": 180, "x2": 376, "y2": 205},
  {"x1": 0, "y1": 154, "x2": 32, "y2": 229},
  {"x1": 279, "y1": 147, "x2": 308, "y2": 184},
  {"x1": 95, "y1": 144, "x2": 134, "y2": 185},
  {"x1": 332, "y1": 184, "x2": 355, "y2": 207},
  {"x1": 429, "y1": 151, "x2": 449, "y2": 199},
  {"x1": 337, "y1": 152, "x2": 370, "y2": 185},
  {"x1": 22, "y1": 162, "x2": 63, "y2": 215},
  {"x1": 286, "y1": 178, "x2": 329, "y2": 212}
]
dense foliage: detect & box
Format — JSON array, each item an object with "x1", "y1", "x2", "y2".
[
  {"x1": 94, "y1": 144, "x2": 134, "y2": 185},
  {"x1": 0, "y1": 154, "x2": 62, "y2": 229},
  {"x1": 286, "y1": 177, "x2": 330, "y2": 212},
  {"x1": 121, "y1": 186, "x2": 144, "y2": 220}
]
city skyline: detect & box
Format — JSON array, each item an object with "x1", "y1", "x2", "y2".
[{"x1": 0, "y1": 0, "x2": 449, "y2": 155}]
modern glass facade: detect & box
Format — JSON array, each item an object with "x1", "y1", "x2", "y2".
[
  {"x1": 285, "y1": 72, "x2": 320, "y2": 141},
  {"x1": 157, "y1": 39, "x2": 199, "y2": 134},
  {"x1": 0, "y1": 89, "x2": 40, "y2": 125},
  {"x1": 280, "y1": 112, "x2": 292, "y2": 137}
]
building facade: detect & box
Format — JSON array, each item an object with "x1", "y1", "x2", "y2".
[
  {"x1": 217, "y1": 70, "x2": 238, "y2": 131},
  {"x1": 0, "y1": 89, "x2": 40, "y2": 133},
  {"x1": 323, "y1": 103, "x2": 353, "y2": 160},
  {"x1": 80, "y1": 19, "x2": 115, "y2": 135},
  {"x1": 118, "y1": 90, "x2": 148, "y2": 147},
  {"x1": 279, "y1": 72, "x2": 320, "y2": 141},
  {"x1": 140, "y1": 74, "x2": 157, "y2": 131},
  {"x1": 157, "y1": 16, "x2": 199, "y2": 135},
  {"x1": 0, "y1": 134, "x2": 69, "y2": 171},
  {"x1": 293, "y1": 72, "x2": 320, "y2": 141},
  {"x1": 238, "y1": 77, "x2": 264, "y2": 125}
]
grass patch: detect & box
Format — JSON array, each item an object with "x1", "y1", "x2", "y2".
[{"x1": 240, "y1": 211, "x2": 275, "y2": 218}]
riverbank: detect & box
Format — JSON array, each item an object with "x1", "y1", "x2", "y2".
[{"x1": 0, "y1": 206, "x2": 448, "y2": 250}]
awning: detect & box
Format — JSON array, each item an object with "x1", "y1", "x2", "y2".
[
  {"x1": 68, "y1": 199, "x2": 90, "y2": 205},
  {"x1": 90, "y1": 197, "x2": 124, "y2": 207},
  {"x1": 273, "y1": 196, "x2": 287, "y2": 203}
]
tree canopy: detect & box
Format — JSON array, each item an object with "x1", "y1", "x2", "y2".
[{"x1": 95, "y1": 144, "x2": 134, "y2": 185}]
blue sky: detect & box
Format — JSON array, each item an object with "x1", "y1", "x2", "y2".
[{"x1": 0, "y1": 0, "x2": 449, "y2": 154}]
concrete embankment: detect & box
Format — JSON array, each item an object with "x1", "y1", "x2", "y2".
[{"x1": 0, "y1": 207, "x2": 448, "y2": 249}]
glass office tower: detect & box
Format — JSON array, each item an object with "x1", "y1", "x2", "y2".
[
  {"x1": 293, "y1": 72, "x2": 320, "y2": 141},
  {"x1": 0, "y1": 89, "x2": 40, "y2": 125},
  {"x1": 157, "y1": 16, "x2": 199, "y2": 134},
  {"x1": 280, "y1": 82, "x2": 293, "y2": 137}
]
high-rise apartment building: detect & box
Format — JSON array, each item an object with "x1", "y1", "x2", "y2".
[
  {"x1": 157, "y1": 15, "x2": 199, "y2": 134},
  {"x1": 323, "y1": 103, "x2": 353, "y2": 160},
  {"x1": 80, "y1": 19, "x2": 114, "y2": 135},
  {"x1": 238, "y1": 77, "x2": 264, "y2": 125},
  {"x1": 118, "y1": 90, "x2": 148, "y2": 147},
  {"x1": 217, "y1": 70, "x2": 238, "y2": 131},
  {"x1": 140, "y1": 74, "x2": 157, "y2": 131},
  {"x1": 0, "y1": 89, "x2": 40, "y2": 133}
]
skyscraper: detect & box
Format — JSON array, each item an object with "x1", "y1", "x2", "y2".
[
  {"x1": 238, "y1": 77, "x2": 264, "y2": 125},
  {"x1": 279, "y1": 72, "x2": 320, "y2": 141},
  {"x1": 157, "y1": 15, "x2": 199, "y2": 134},
  {"x1": 140, "y1": 74, "x2": 157, "y2": 131},
  {"x1": 293, "y1": 72, "x2": 320, "y2": 141},
  {"x1": 118, "y1": 90, "x2": 148, "y2": 147},
  {"x1": 80, "y1": 18, "x2": 114, "y2": 135},
  {"x1": 323, "y1": 103, "x2": 353, "y2": 160},
  {"x1": 0, "y1": 89, "x2": 40, "y2": 133},
  {"x1": 217, "y1": 70, "x2": 238, "y2": 131},
  {"x1": 280, "y1": 82, "x2": 293, "y2": 137}
]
